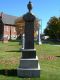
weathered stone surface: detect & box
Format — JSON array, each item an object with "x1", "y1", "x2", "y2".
[
  {"x1": 17, "y1": 1, "x2": 40, "y2": 78},
  {"x1": 22, "y1": 49, "x2": 36, "y2": 58},
  {"x1": 23, "y1": 13, "x2": 35, "y2": 49},
  {"x1": 19, "y1": 56, "x2": 38, "y2": 68},
  {"x1": 17, "y1": 63, "x2": 40, "y2": 78}
]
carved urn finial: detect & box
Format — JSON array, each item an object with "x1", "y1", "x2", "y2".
[{"x1": 27, "y1": 1, "x2": 32, "y2": 13}]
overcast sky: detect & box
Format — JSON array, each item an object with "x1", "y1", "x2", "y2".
[{"x1": 0, "y1": 0, "x2": 60, "y2": 33}]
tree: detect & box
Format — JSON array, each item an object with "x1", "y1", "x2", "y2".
[
  {"x1": 15, "y1": 17, "x2": 25, "y2": 37},
  {"x1": 0, "y1": 17, "x2": 4, "y2": 39},
  {"x1": 44, "y1": 16, "x2": 60, "y2": 40},
  {"x1": 15, "y1": 17, "x2": 40, "y2": 37}
]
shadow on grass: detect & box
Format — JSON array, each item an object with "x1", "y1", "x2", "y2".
[
  {"x1": 0, "y1": 69, "x2": 40, "y2": 79},
  {"x1": 56, "y1": 56, "x2": 60, "y2": 58},
  {"x1": 42, "y1": 39, "x2": 60, "y2": 45},
  {"x1": 6, "y1": 50, "x2": 21, "y2": 52},
  {"x1": 0, "y1": 69, "x2": 17, "y2": 77},
  {"x1": 9, "y1": 40, "x2": 20, "y2": 42}
]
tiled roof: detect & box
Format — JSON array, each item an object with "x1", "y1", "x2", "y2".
[
  {"x1": 0, "y1": 12, "x2": 39, "y2": 25},
  {"x1": 0, "y1": 12, "x2": 18, "y2": 25}
]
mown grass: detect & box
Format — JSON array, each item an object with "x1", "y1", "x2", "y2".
[{"x1": 0, "y1": 41, "x2": 60, "y2": 80}]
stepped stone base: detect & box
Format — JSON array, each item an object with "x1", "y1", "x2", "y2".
[
  {"x1": 19, "y1": 56, "x2": 38, "y2": 68},
  {"x1": 22, "y1": 49, "x2": 36, "y2": 58},
  {"x1": 17, "y1": 56, "x2": 40, "y2": 78}
]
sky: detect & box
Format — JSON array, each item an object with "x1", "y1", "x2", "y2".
[{"x1": 0, "y1": 0, "x2": 60, "y2": 33}]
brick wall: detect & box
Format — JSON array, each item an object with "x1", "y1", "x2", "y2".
[
  {"x1": 3, "y1": 24, "x2": 17, "y2": 40},
  {"x1": 10, "y1": 26, "x2": 17, "y2": 40}
]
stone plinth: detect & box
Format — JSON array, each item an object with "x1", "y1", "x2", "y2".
[
  {"x1": 19, "y1": 56, "x2": 38, "y2": 68},
  {"x1": 17, "y1": 56, "x2": 40, "y2": 78},
  {"x1": 22, "y1": 49, "x2": 36, "y2": 58}
]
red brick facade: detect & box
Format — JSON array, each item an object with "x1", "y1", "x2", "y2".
[
  {"x1": 0, "y1": 12, "x2": 17, "y2": 42},
  {"x1": 0, "y1": 12, "x2": 39, "y2": 42},
  {"x1": 3, "y1": 24, "x2": 17, "y2": 40}
]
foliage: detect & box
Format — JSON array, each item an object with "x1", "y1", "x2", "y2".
[
  {"x1": 15, "y1": 17, "x2": 39, "y2": 37},
  {"x1": 44, "y1": 16, "x2": 60, "y2": 40},
  {"x1": 15, "y1": 17, "x2": 25, "y2": 37}
]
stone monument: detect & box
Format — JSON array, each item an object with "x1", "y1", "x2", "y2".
[
  {"x1": 22, "y1": 33, "x2": 25, "y2": 49},
  {"x1": 17, "y1": 1, "x2": 40, "y2": 77},
  {"x1": 38, "y1": 26, "x2": 42, "y2": 45}
]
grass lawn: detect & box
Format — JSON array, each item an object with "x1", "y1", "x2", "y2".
[{"x1": 0, "y1": 41, "x2": 60, "y2": 80}]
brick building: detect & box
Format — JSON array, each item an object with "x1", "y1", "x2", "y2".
[
  {"x1": 0, "y1": 12, "x2": 40, "y2": 42},
  {"x1": 0, "y1": 12, "x2": 17, "y2": 41}
]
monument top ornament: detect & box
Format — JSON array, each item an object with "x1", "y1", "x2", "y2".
[
  {"x1": 23, "y1": 1, "x2": 35, "y2": 21},
  {"x1": 27, "y1": 1, "x2": 32, "y2": 13}
]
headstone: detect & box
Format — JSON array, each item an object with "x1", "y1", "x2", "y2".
[
  {"x1": 22, "y1": 34, "x2": 25, "y2": 49},
  {"x1": 38, "y1": 26, "x2": 42, "y2": 45},
  {"x1": 17, "y1": 1, "x2": 40, "y2": 77}
]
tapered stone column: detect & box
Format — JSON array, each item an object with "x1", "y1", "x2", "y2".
[{"x1": 17, "y1": 1, "x2": 40, "y2": 77}]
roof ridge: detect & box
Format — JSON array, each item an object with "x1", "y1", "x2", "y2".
[
  {"x1": 0, "y1": 12, "x2": 18, "y2": 25},
  {"x1": 3, "y1": 13, "x2": 18, "y2": 18}
]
